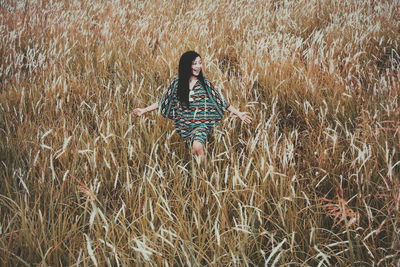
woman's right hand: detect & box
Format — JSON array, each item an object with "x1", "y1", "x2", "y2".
[{"x1": 133, "y1": 108, "x2": 146, "y2": 117}]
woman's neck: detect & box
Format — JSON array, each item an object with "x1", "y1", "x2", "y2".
[{"x1": 189, "y1": 76, "x2": 198, "y2": 82}]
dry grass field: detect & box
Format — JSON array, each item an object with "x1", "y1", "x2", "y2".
[{"x1": 1, "y1": 0, "x2": 399, "y2": 266}]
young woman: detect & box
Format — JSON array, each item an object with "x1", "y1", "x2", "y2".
[{"x1": 133, "y1": 51, "x2": 252, "y2": 161}]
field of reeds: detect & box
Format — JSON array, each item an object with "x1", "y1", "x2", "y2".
[{"x1": 1, "y1": 0, "x2": 399, "y2": 265}]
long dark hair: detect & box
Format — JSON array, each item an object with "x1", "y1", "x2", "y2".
[{"x1": 177, "y1": 51, "x2": 206, "y2": 106}]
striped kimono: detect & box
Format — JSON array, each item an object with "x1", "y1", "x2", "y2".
[{"x1": 158, "y1": 77, "x2": 230, "y2": 148}]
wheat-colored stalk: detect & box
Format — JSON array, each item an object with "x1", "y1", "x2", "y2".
[{"x1": 0, "y1": 0, "x2": 399, "y2": 265}]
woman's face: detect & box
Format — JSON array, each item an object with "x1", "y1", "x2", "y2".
[{"x1": 191, "y1": 56, "x2": 202, "y2": 77}]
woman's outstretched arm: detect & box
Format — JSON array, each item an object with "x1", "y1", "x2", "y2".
[
  {"x1": 227, "y1": 105, "x2": 252, "y2": 124},
  {"x1": 133, "y1": 102, "x2": 158, "y2": 117},
  {"x1": 207, "y1": 80, "x2": 252, "y2": 124}
]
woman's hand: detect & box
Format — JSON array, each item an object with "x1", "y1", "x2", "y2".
[
  {"x1": 227, "y1": 106, "x2": 252, "y2": 124},
  {"x1": 133, "y1": 103, "x2": 158, "y2": 117},
  {"x1": 133, "y1": 108, "x2": 146, "y2": 117},
  {"x1": 238, "y1": 112, "x2": 252, "y2": 124}
]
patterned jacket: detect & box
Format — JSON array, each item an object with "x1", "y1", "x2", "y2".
[{"x1": 158, "y1": 77, "x2": 230, "y2": 120}]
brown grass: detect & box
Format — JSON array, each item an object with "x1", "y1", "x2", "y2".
[{"x1": 1, "y1": 0, "x2": 399, "y2": 265}]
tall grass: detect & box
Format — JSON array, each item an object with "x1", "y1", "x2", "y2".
[{"x1": 1, "y1": 0, "x2": 399, "y2": 265}]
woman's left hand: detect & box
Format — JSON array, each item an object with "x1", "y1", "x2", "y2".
[{"x1": 238, "y1": 112, "x2": 252, "y2": 124}]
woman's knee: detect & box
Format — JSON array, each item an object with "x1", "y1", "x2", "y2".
[{"x1": 192, "y1": 141, "x2": 205, "y2": 155}]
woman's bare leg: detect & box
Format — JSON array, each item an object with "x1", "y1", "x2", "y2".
[{"x1": 191, "y1": 140, "x2": 206, "y2": 164}]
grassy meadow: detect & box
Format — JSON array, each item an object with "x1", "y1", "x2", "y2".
[{"x1": 1, "y1": 0, "x2": 399, "y2": 265}]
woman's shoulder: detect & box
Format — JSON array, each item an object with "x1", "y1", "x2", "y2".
[
  {"x1": 168, "y1": 76, "x2": 179, "y2": 87},
  {"x1": 203, "y1": 77, "x2": 216, "y2": 89},
  {"x1": 203, "y1": 77, "x2": 212, "y2": 86}
]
